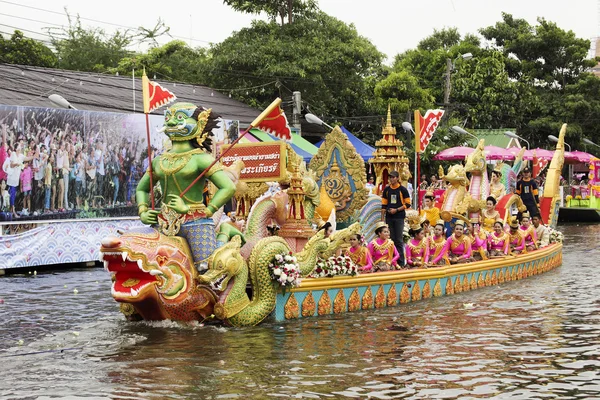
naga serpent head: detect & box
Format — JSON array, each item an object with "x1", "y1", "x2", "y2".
[
  {"x1": 101, "y1": 229, "x2": 196, "y2": 309},
  {"x1": 444, "y1": 164, "x2": 468, "y2": 187},
  {"x1": 465, "y1": 139, "x2": 486, "y2": 174},
  {"x1": 198, "y1": 236, "x2": 245, "y2": 294}
]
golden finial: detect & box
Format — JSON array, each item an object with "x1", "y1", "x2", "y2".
[{"x1": 386, "y1": 104, "x2": 392, "y2": 129}]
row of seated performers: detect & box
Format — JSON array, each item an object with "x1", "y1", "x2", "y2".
[{"x1": 342, "y1": 212, "x2": 550, "y2": 272}]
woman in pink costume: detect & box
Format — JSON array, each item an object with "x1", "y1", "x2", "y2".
[
  {"x1": 405, "y1": 214, "x2": 429, "y2": 269},
  {"x1": 441, "y1": 220, "x2": 473, "y2": 264},
  {"x1": 429, "y1": 220, "x2": 449, "y2": 266},
  {"x1": 367, "y1": 221, "x2": 400, "y2": 271},
  {"x1": 345, "y1": 233, "x2": 372, "y2": 272},
  {"x1": 467, "y1": 217, "x2": 488, "y2": 261},
  {"x1": 519, "y1": 212, "x2": 538, "y2": 252},
  {"x1": 508, "y1": 218, "x2": 526, "y2": 255},
  {"x1": 488, "y1": 220, "x2": 509, "y2": 257}
]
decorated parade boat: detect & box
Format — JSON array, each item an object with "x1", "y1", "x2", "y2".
[
  {"x1": 558, "y1": 157, "x2": 600, "y2": 222},
  {"x1": 100, "y1": 92, "x2": 564, "y2": 327}
]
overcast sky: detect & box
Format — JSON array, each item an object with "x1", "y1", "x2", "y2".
[{"x1": 1, "y1": 0, "x2": 598, "y2": 62}]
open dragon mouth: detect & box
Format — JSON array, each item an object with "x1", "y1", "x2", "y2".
[
  {"x1": 209, "y1": 274, "x2": 228, "y2": 292},
  {"x1": 100, "y1": 249, "x2": 161, "y2": 301}
]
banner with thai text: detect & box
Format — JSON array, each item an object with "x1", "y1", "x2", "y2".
[{"x1": 218, "y1": 142, "x2": 286, "y2": 182}]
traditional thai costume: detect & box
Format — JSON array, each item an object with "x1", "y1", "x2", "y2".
[
  {"x1": 367, "y1": 238, "x2": 399, "y2": 271},
  {"x1": 442, "y1": 233, "x2": 473, "y2": 264},
  {"x1": 405, "y1": 238, "x2": 429, "y2": 268},
  {"x1": 420, "y1": 207, "x2": 440, "y2": 228},
  {"x1": 508, "y1": 231, "x2": 526, "y2": 254},
  {"x1": 470, "y1": 230, "x2": 489, "y2": 261},
  {"x1": 481, "y1": 209, "x2": 501, "y2": 233},
  {"x1": 520, "y1": 225, "x2": 538, "y2": 251},
  {"x1": 488, "y1": 231, "x2": 509, "y2": 256},
  {"x1": 429, "y1": 234, "x2": 449, "y2": 266},
  {"x1": 534, "y1": 224, "x2": 550, "y2": 248},
  {"x1": 345, "y1": 245, "x2": 373, "y2": 272},
  {"x1": 490, "y1": 182, "x2": 506, "y2": 200}
]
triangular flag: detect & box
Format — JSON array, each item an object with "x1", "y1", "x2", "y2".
[
  {"x1": 254, "y1": 103, "x2": 292, "y2": 141},
  {"x1": 415, "y1": 109, "x2": 445, "y2": 153},
  {"x1": 142, "y1": 72, "x2": 177, "y2": 114}
]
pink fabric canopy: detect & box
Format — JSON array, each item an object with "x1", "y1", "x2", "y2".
[{"x1": 433, "y1": 146, "x2": 513, "y2": 161}]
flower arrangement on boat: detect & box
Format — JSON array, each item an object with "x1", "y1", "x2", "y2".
[
  {"x1": 549, "y1": 228, "x2": 564, "y2": 244},
  {"x1": 269, "y1": 252, "x2": 301, "y2": 288},
  {"x1": 311, "y1": 255, "x2": 360, "y2": 278}
]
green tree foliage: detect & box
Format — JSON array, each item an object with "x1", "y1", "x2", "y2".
[
  {"x1": 480, "y1": 13, "x2": 596, "y2": 88},
  {"x1": 112, "y1": 40, "x2": 210, "y2": 84},
  {"x1": 374, "y1": 70, "x2": 435, "y2": 114},
  {"x1": 46, "y1": 14, "x2": 133, "y2": 72},
  {"x1": 206, "y1": 12, "x2": 385, "y2": 120},
  {"x1": 0, "y1": 30, "x2": 57, "y2": 67},
  {"x1": 223, "y1": 0, "x2": 318, "y2": 25}
]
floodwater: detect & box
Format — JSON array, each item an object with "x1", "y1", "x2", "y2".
[{"x1": 0, "y1": 225, "x2": 599, "y2": 399}]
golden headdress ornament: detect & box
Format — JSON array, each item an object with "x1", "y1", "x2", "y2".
[
  {"x1": 509, "y1": 217, "x2": 520, "y2": 229},
  {"x1": 374, "y1": 220, "x2": 388, "y2": 232},
  {"x1": 493, "y1": 163, "x2": 504, "y2": 174},
  {"x1": 455, "y1": 220, "x2": 465, "y2": 227},
  {"x1": 406, "y1": 210, "x2": 426, "y2": 231},
  {"x1": 195, "y1": 108, "x2": 212, "y2": 146}
]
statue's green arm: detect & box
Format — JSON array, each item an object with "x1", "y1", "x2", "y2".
[{"x1": 197, "y1": 154, "x2": 235, "y2": 214}]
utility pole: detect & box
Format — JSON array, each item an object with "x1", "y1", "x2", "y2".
[
  {"x1": 443, "y1": 58, "x2": 453, "y2": 107},
  {"x1": 292, "y1": 91, "x2": 302, "y2": 134}
]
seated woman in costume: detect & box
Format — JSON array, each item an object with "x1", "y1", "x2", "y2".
[
  {"x1": 345, "y1": 233, "x2": 372, "y2": 272},
  {"x1": 367, "y1": 221, "x2": 400, "y2": 272},
  {"x1": 490, "y1": 166, "x2": 506, "y2": 200},
  {"x1": 405, "y1": 213, "x2": 429, "y2": 269},
  {"x1": 420, "y1": 191, "x2": 440, "y2": 228},
  {"x1": 442, "y1": 220, "x2": 473, "y2": 264},
  {"x1": 488, "y1": 220, "x2": 509, "y2": 257},
  {"x1": 481, "y1": 196, "x2": 501, "y2": 233},
  {"x1": 422, "y1": 219, "x2": 433, "y2": 237},
  {"x1": 519, "y1": 212, "x2": 538, "y2": 252},
  {"x1": 467, "y1": 217, "x2": 488, "y2": 261},
  {"x1": 508, "y1": 218, "x2": 526, "y2": 255},
  {"x1": 428, "y1": 220, "x2": 449, "y2": 266}
]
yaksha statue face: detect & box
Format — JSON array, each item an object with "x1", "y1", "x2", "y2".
[{"x1": 163, "y1": 102, "x2": 211, "y2": 142}]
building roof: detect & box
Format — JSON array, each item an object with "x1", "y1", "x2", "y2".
[
  {"x1": 0, "y1": 63, "x2": 261, "y2": 123},
  {"x1": 469, "y1": 129, "x2": 520, "y2": 148}
]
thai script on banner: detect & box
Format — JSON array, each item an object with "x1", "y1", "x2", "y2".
[
  {"x1": 415, "y1": 109, "x2": 445, "y2": 153},
  {"x1": 218, "y1": 142, "x2": 286, "y2": 182}
]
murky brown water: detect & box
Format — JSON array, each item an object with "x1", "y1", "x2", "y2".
[{"x1": 1, "y1": 224, "x2": 599, "y2": 399}]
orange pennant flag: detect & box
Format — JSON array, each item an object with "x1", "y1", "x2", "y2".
[{"x1": 142, "y1": 71, "x2": 177, "y2": 114}]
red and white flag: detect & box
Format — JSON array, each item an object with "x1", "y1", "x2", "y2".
[
  {"x1": 533, "y1": 153, "x2": 550, "y2": 176},
  {"x1": 142, "y1": 72, "x2": 177, "y2": 114},
  {"x1": 415, "y1": 109, "x2": 445, "y2": 153},
  {"x1": 253, "y1": 101, "x2": 292, "y2": 142}
]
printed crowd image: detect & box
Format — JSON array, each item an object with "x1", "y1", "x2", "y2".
[{"x1": 0, "y1": 105, "x2": 166, "y2": 221}]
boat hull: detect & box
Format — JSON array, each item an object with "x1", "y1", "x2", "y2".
[{"x1": 275, "y1": 243, "x2": 562, "y2": 321}]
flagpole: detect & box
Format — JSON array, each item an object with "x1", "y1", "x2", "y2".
[
  {"x1": 142, "y1": 71, "x2": 156, "y2": 209},
  {"x1": 180, "y1": 97, "x2": 283, "y2": 197},
  {"x1": 414, "y1": 110, "x2": 421, "y2": 211}
]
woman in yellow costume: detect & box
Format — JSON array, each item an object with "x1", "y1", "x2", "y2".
[
  {"x1": 519, "y1": 212, "x2": 538, "y2": 252},
  {"x1": 367, "y1": 221, "x2": 400, "y2": 271},
  {"x1": 489, "y1": 165, "x2": 506, "y2": 200},
  {"x1": 466, "y1": 216, "x2": 488, "y2": 261},
  {"x1": 420, "y1": 191, "x2": 440, "y2": 227},
  {"x1": 481, "y1": 196, "x2": 501, "y2": 233}
]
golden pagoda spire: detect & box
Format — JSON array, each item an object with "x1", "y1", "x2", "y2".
[{"x1": 386, "y1": 104, "x2": 392, "y2": 130}]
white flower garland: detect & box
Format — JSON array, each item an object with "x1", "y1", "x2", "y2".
[
  {"x1": 310, "y1": 255, "x2": 360, "y2": 278},
  {"x1": 269, "y1": 252, "x2": 301, "y2": 289}
]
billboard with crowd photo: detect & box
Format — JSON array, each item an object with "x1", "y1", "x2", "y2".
[{"x1": 0, "y1": 105, "x2": 167, "y2": 222}]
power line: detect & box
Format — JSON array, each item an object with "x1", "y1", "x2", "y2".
[
  {"x1": 0, "y1": 0, "x2": 213, "y2": 45},
  {"x1": 0, "y1": 12, "x2": 64, "y2": 27}
]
